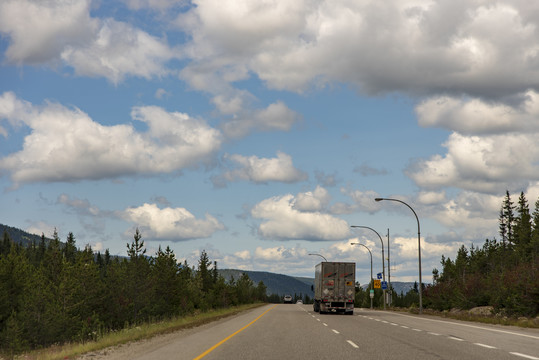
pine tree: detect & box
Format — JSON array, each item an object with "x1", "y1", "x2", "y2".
[
  {"x1": 64, "y1": 232, "x2": 77, "y2": 264},
  {"x1": 500, "y1": 191, "x2": 515, "y2": 246},
  {"x1": 126, "y1": 228, "x2": 150, "y2": 324},
  {"x1": 514, "y1": 192, "x2": 532, "y2": 262}
]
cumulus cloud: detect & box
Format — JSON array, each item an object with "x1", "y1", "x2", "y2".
[
  {"x1": 251, "y1": 193, "x2": 350, "y2": 241},
  {"x1": 215, "y1": 151, "x2": 307, "y2": 185},
  {"x1": 407, "y1": 131, "x2": 539, "y2": 194},
  {"x1": 417, "y1": 191, "x2": 446, "y2": 205},
  {"x1": 0, "y1": 92, "x2": 222, "y2": 187},
  {"x1": 119, "y1": 203, "x2": 225, "y2": 241},
  {"x1": 177, "y1": 1, "x2": 539, "y2": 98},
  {"x1": 293, "y1": 186, "x2": 330, "y2": 212},
  {"x1": 416, "y1": 91, "x2": 539, "y2": 135},
  {"x1": 0, "y1": 0, "x2": 176, "y2": 83}
]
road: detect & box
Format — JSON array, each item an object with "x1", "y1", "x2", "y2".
[{"x1": 89, "y1": 304, "x2": 539, "y2": 360}]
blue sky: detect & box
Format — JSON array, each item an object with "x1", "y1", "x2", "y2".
[{"x1": 2, "y1": 0, "x2": 539, "y2": 285}]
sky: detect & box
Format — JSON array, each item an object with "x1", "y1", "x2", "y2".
[{"x1": 2, "y1": 0, "x2": 539, "y2": 285}]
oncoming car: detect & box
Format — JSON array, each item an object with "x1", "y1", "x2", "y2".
[{"x1": 283, "y1": 295, "x2": 293, "y2": 304}]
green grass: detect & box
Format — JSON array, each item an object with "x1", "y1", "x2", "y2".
[{"x1": 16, "y1": 303, "x2": 266, "y2": 360}]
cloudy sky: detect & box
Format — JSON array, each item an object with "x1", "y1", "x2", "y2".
[{"x1": 2, "y1": 0, "x2": 539, "y2": 284}]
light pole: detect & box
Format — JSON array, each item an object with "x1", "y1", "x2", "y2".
[
  {"x1": 351, "y1": 225, "x2": 386, "y2": 310},
  {"x1": 387, "y1": 228, "x2": 391, "y2": 307},
  {"x1": 308, "y1": 253, "x2": 327, "y2": 262},
  {"x1": 351, "y1": 243, "x2": 373, "y2": 309},
  {"x1": 375, "y1": 197, "x2": 422, "y2": 314}
]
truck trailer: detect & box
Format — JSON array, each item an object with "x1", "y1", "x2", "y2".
[{"x1": 313, "y1": 262, "x2": 355, "y2": 315}]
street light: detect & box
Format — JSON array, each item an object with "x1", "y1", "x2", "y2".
[
  {"x1": 351, "y1": 225, "x2": 386, "y2": 310},
  {"x1": 351, "y1": 243, "x2": 373, "y2": 309},
  {"x1": 375, "y1": 197, "x2": 422, "y2": 314},
  {"x1": 308, "y1": 253, "x2": 327, "y2": 262}
]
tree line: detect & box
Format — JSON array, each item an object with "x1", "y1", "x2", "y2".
[
  {"x1": 0, "y1": 228, "x2": 267, "y2": 357},
  {"x1": 424, "y1": 191, "x2": 538, "y2": 316}
]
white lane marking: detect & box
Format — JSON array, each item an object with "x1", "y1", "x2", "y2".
[
  {"x1": 375, "y1": 319, "x2": 381, "y2": 322},
  {"x1": 347, "y1": 340, "x2": 359, "y2": 348},
  {"x1": 428, "y1": 332, "x2": 441, "y2": 336},
  {"x1": 384, "y1": 311, "x2": 539, "y2": 340},
  {"x1": 448, "y1": 336, "x2": 464, "y2": 341},
  {"x1": 509, "y1": 352, "x2": 539, "y2": 360},
  {"x1": 332, "y1": 329, "x2": 340, "y2": 334},
  {"x1": 323, "y1": 323, "x2": 328, "y2": 327},
  {"x1": 390, "y1": 323, "x2": 398, "y2": 326},
  {"x1": 412, "y1": 328, "x2": 422, "y2": 332},
  {"x1": 474, "y1": 343, "x2": 497, "y2": 349},
  {"x1": 509, "y1": 353, "x2": 539, "y2": 360},
  {"x1": 382, "y1": 321, "x2": 389, "y2": 324},
  {"x1": 401, "y1": 326, "x2": 409, "y2": 329},
  {"x1": 317, "y1": 318, "x2": 321, "y2": 322}
]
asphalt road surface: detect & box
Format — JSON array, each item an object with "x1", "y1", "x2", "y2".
[{"x1": 87, "y1": 304, "x2": 539, "y2": 360}]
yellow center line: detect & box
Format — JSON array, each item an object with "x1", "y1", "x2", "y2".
[{"x1": 193, "y1": 305, "x2": 276, "y2": 360}]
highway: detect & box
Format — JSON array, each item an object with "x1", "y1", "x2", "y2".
[{"x1": 100, "y1": 304, "x2": 539, "y2": 360}]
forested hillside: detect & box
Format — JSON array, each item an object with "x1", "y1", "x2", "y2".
[
  {"x1": 424, "y1": 191, "x2": 539, "y2": 316},
  {"x1": 0, "y1": 228, "x2": 266, "y2": 358}
]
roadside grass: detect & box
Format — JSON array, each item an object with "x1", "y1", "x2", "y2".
[
  {"x1": 16, "y1": 303, "x2": 266, "y2": 360},
  {"x1": 402, "y1": 307, "x2": 539, "y2": 328}
]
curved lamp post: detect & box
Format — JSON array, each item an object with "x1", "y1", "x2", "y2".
[
  {"x1": 308, "y1": 253, "x2": 327, "y2": 262},
  {"x1": 351, "y1": 242, "x2": 373, "y2": 309},
  {"x1": 351, "y1": 225, "x2": 386, "y2": 310},
  {"x1": 375, "y1": 197, "x2": 422, "y2": 314}
]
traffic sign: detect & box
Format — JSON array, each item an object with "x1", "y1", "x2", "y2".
[
  {"x1": 377, "y1": 273, "x2": 382, "y2": 279},
  {"x1": 381, "y1": 281, "x2": 388, "y2": 290},
  {"x1": 370, "y1": 290, "x2": 374, "y2": 298},
  {"x1": 374, "y1": 280, "x2": 381, "y2": 288}
]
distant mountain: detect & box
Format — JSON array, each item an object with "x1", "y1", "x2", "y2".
[
  {"x1": 219, "y1": 269, "x2": 314, "y2": 297},
  {"x1": 0, "y1": 223, "x2": 51, "y2": 247}
]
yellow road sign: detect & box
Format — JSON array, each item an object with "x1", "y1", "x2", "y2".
[{"x1": 374, "y1": 280, "x2": 381, "y2": 289}]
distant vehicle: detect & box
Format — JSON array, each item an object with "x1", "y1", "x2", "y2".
[
  {"x1": 283, "y1": 294, "x2": 293, "y2": 303},
  {"x1": 296, "y1": 299, "x2": 303, "y2": 304},
  {"x1": 313, "y1": 262, "x2": 355, "y2": 315}
]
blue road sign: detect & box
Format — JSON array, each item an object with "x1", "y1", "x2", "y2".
[
  {"x1": 377, "y1": 273, "x2": 382, "y2": 279},
  {"x1": 381, "y1": 281, "x2": 388, "y2": 290}
]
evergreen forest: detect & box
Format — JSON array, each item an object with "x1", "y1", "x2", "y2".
[
  {"x1": 424, "y1": 191, "x2": 538, "y2": 316},
  {"x1": 0, "y1": 228, "x2": 267, "y2": 357}
]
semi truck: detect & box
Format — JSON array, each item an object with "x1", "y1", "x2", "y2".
[{"x1": 313, "y1": 262, "x2": 355, "y2": 315}]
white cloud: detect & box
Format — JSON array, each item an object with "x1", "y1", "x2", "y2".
[
  {"x1": 0, "y1": 92, "x2": 222, "y2": 187},
  {"x1": 120, "y1": 203, "x2": 225, "y2": 241},
  {"x1": 0, "y1": 0, "x2": 176, "y2": 83},
  {"x1": 0, "y1": 0, "x2": 97, "y2": 64},
  {"x1": 416, "y1": 91, "x2": 539, "y2": 135},
  {"x1": 177, "y1": 1, "x2": 539, "y2": 98},
  {"x1": 417, "y1": 191, "x2": 446, "y2": 205},
  {"x1": 218, "y1": 151, "x2": 307, "y2": 185},
  {"x1": 293, "y1": 186, "x2": 330, "y2": 212},
  {"x1": 407, "y1": 132, "x2": 539, "y2": 193},
  {"x1": 251, "y1": 193, "x2": 350, "y2": 241}
]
